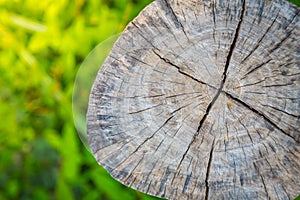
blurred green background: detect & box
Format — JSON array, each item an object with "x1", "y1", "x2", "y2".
[
  {"x1": 0, "y1": 0, "x2": 160, "y2": 199},
  {"x1": 0, "y1": 0, "x2": 299, "y2": 199}
]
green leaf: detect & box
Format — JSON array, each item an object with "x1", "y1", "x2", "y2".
[
  {"x1": 61, "y1": 123, "x2": 81, "y2": 181},
  {"x1": 10, "y1": 15, "x2": 47, "y2": 32},
  {"x1": 56, "y1": 176, "x2": 74, "y2": 200}
]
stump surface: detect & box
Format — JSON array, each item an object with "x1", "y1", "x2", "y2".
[{"x1": 87, "y1": 0, "x2": 300, "y2": 199}]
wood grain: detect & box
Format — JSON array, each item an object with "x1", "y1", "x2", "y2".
[{"x1": 87, "y1": 0, "x2": 300, "y2": 199}]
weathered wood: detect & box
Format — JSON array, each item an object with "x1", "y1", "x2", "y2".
[{"x1": 87, "y1": 0, "x2": 300, "y2": 199}]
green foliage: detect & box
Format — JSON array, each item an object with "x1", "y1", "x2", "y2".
[
  {"x1": 0, "y1": 0, "x2": 160, "y2": 199},
  {"x1": 289, "y1": 0, "x2": 300, "y2": 6}
]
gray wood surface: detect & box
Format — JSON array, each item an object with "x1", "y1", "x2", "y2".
[{"x1": 87, "y1": 0, "x2": 300, "y2": 199}]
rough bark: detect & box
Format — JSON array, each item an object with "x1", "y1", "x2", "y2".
[{"x1": 87, "y1": 0, "x2": 300, "y2": 199}]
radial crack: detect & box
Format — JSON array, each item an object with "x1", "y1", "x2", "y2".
[
  {"x1": 162, "y1": 0, "x2": 190, "y2": 40},
  {"x1": 222, "y1": 0, "x2": 245, "y2": 85},
  {"x1": 131, "y1": 115, "x2": 175, "y2": 155},
  {"x1": 241, "y1": 14, "x2": 279, "y2": 64},
  {"x1": 241, "y1": 59, "x2": 272, "y2": 79},
  {"x1": 152, "y1": 50, "x2": 216, "y2": 89},
  {"x1": 224, "y1": 92, "x2": 299, "y2": 143},
  {"x1": 262, "y1": 104, "x2": 300, "y2": 118},
  {"x1": 205, "y1": 138, "x2": 215, "y2": 200},
  {"x1": 128, "y1": 104, "x2": 162, "y2": 114},
  {"x1": 253, "y1": 163, "x2": 270, "y2": 199}
]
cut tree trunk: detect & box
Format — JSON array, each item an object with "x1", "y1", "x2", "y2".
[{"x1": 87, "y1": 0, "x2": 300, "y2": 199}]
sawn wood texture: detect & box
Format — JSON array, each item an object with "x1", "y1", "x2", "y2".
[{"x1": 87, "y1": 0, "x2": 300, "y2": 199}]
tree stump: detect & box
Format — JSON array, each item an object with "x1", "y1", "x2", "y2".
[{"x1": 87, "y1": 0, "x2": 300, "y2": 199}]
